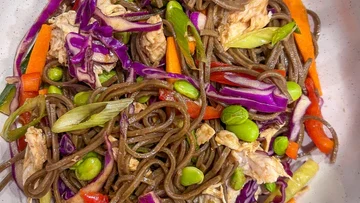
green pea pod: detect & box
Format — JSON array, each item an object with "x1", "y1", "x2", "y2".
[
  {"x1": 166, "y1": 1, "x2": 205, "y2": 69},
  {"x1": 1, "y1": 95, "x2": 46, "y2": 142},
  {"x1": 52, "y1": 98, "x2": 133, "y2": 133},
  {"x1": 271, "y1": 21, "x2": 298, "y2": 46}
]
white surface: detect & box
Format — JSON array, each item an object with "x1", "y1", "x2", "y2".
[{"x1": 0, "y1": 0, "x2": 359, "y2": 202}]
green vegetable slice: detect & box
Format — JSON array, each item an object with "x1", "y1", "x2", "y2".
[
  {"x1": 0, "y1": 84, "x2": 16, "y2": 115},
  {"x1": 271, "y1": 21, "x2": 298, "y2": 46},
  {"x1": 52, "y1": 98, "x2": 133, "y2": 133}
]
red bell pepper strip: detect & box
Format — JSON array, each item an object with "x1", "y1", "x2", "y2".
[
  {"x1": 304, "y1": 77, "x2": 334, "y2": 154},
  {"x1": 80, "y1": 190, "x2": 109, "y2": 203},
  {"x1": 159, "y1": 89, "x2": 222, "y2": 120},
  {"x1": 73, "y1": 0, "x2": 81, "y2": 10}
]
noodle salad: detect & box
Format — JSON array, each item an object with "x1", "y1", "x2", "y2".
[{"x1": 0, "y1": 0, "x2": 338, "y2": 202}]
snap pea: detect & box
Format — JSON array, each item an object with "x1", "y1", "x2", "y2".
[
  {"x1": 226, "y1": 119, "x2": 259, "y2": 142},
  {"x1": 221, "y1": 105, "x2": 249, "y2": 125},
  {"x1": 287, "y1": 81, "x2": 302, "y2": 101},
  {"x1": 75, "y1": 157, "x2": 102, "y2": 181},
  {"x1": 74, "y1": 91, "x2": 92, "y2": 106},
  {"x1": 180, "y1": 166, "x2": 204, "y2": 186},
  {"x1": 99, "y1": 70, "x2": 116, "y2": 84},
  {"x1": 174, "y1": 80, "x2": 199, "y2": 100},
  {"x1": 47, "y1": 66, "x2": 63, "y2": 81},
  {"x1": 230, "y1": 168, "x2": 246, "y2": 190},
  {"x1": 265, "y1": 182, "x2": 276, "y2": 192},
  {"x1": 48, "y1": 85, "x2": 62, "y2": 95},
  {"x1": 273, "y1": 136, "x2": 289, "y2": 156}
]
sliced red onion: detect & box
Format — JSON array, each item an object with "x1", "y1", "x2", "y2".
[
  {"x1": 236, "y1": 180, "x2": 258, "y2": 203},
  {"x1": 189, "y1": 12, "x2": 207, "y2": 31},
  {"x1": 288, "y1": 95, "x2": 311, "y2": 141},
  {"x1": 273, "y1": 88, "x2": 289, "y2": 108},
  {"x1": 223, "y1": 72, "x2": 275, "y2": 90},
  {"x1": 220, "y1": 86, "x2": 277, "y2": 105},
  {"x1": 94, "y1": 8, "x2": 162, "y2": 32},
  {"x1": 59, "y1": 134, "x2": 76, "y2": 156},
  {"x1": 138, "y1": 191, "x2": 161, "y2": 203}
]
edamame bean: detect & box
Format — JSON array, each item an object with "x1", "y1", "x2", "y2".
[
  {"x1": 136, "y1": 77, "x2": 144, "y2": 83},
  {"x1": 71, "y1": 152, "x2": 99, "y2": 170},
  {"x1": 137, "y1": 96, "x2": 150, "y2": 104},
  {"x1": 174, "y1": 80, "x2": 199, "y2": 100},
  {"x1": 98, "y1": 71, "x2": 116, "y2": 84},
  {"x1": 180, "y1": 166, "x2": 204, "y2": 186},
  {"x1": 47, "y1": 66, "x2": 63, "y2": 81},
  {"x1": 273, "y1": 136, "x2": 289, "y2": 156},
  {"x1": 230, "y1": 168, "x2": 246, "y2": 190},
  {"x1": 75, "y1": 157, "x2": 102, "y2": 181},
  {"x1": 226, "y1": 119, "x2": 259, "y2": 142},
  {"x1": 74, "y1": 91, "x2": 92, "y2": 106},
  {"x1": 221, "y1": 105, "x2": 249, "y2": 125},
  {"x1": 287, "y1": 81, "x2": 302, "y2": 101},
  {"x1": 265, "y1": 182, "x2": 276, "y2": 192},
  {"x1": 48, "y1": 85, "x2": 62, "y2": 95}
]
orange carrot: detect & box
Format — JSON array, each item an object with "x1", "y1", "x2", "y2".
[
  {"x1": 166, "y1": 37, "x2": 182, "y2": 83},
  {"x1": 288, "y1": 198, "x2": 296, "y2": 203},
  {"x1": 283, "y1": 0, "x2": 322, "y2": 95},
  {"x1": 26, "y1": 24, "x2": 52, "y2": 75},
  {"x1": 21, "y1": 72, "x2": 42, "y2": 92},
  {"x1": 38, "y1": 88, "x2": 48, "y2": 95},
  {"x1": 188, "y1": 41, "x2": 196, "y2": 55},
  {"x1": 286, "y1": 141, "x2": 299, "y2": 160}
]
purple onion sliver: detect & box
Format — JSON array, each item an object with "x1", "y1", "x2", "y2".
[
  {"x1": 189, "y1": 12, "x2": 207, "y2": 31},
  {"x1": 220, "y1": 86, "x2": 277, "y2": 105},
  {"x1": 138, "y1": 191, "x2": 161, "y2": 203},
  {"x1": 59, "y1": 134, "x2": 76, "y2": 156},
  {"x1": 289, "y1": 95, "x2": 311, "y2": 141}
]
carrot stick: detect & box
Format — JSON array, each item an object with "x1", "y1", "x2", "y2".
[
  {"x1": 166, "y1": 37, "x2": 182, "y2": 83},
  {"x1": 188, "y1": 41, "x2": 196, "y2": 55},
  {"x1": 38, "y1": 88, "x2": 48, "y2": 95},
  {"x1": 286, "y1": 141, "x2": 299, "y2": 160},
  {"x1": 26, "y1": 24, "x2": 52, "y2": 75},
  {"x1": 21, "y1": 72, "x2": 42, "y2": 92},
  {"x1": 288, "y1": 198, "x2": 296, "y2": 203},
  {"x1": 283, "y1": 0, "x2": 322, "y2": 95}
]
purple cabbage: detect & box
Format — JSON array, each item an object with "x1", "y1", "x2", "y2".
[
  {"x1": 59, "y1": 134, "x2": 76, "y2": 156},
  {"x1": 75, "y1": 0, "x2": 97, "y2": 30},
  {"x1": 220, "y1": 86, "x2": 278, "y2": 105},
  {"x1": 58, "y1": 179, "x2": 75, "y2": 200},
  {"x1": 189, "y1": 12, "x2": 207, "y2": 30},
  {"x1": 138, "y1": 191, "x2": 161, "y2": 203},
  {"x1": 223, "y1": 72, "x2": 275, "y2": 90},
  {"x1": 288, "y1": 95, "x2": 311, "y2": 141},
  {"x1": 139, "y1": 0, "x2": 151, "y2": 8},
  {"x1": 94, "y1": 8, "x2": 162, "y2": 32},
  {"x1": 281, "y1": 160, "x2": 293, "y2": 177},
  {"x1": 257, "y1": 113, "x2": 288, "y2": 132},
  {"x1": 273, "y1": 179, "x2": 288, "y2": 203},
  {"x1": 92, "y1": 41, "x2": 110, "y2": 55},
  {"x1": 236, "y1": 180, "x2": 258, "y2": 203}
]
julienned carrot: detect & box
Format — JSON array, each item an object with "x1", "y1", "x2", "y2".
[
  {"x1": 286, "y1": 141, "x2": 299, "y2": 160},
  {"x1": 21, "y1": 72, "x2": 42, "y2": 92},
  {"x1": 166, "y1": 37, "x2": 182, "y2": 83},
  {"x1": 288, "y1": 198, "x2": 296, "y2": 203},
  {"x1": 283, "y1": 0, "x2": 322, "y2": 95},
  {"x1": 26, "y1": 24, "x2": 52, "y2": 75},
  {"x1": 188, "y1": 41, "x2": 196, "y2": 55},
  {"x1": 38, "y1": 88, "x2": 48, "y2": 95}
]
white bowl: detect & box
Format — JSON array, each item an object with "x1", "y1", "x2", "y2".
[{"x1": 0, "y1": 0, "x2": 359, "y2": 202}]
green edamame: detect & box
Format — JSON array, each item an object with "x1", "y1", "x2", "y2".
[
  {"x1": 273, "y1": 136, "x2": 289, "y2": 156},
  {"x1": 265, "y1": 182, "x2": 276, "y2": 192},
  {"x1": 75, "y1": 157, "x2": 102, "y2": 181},
  {"x1": 137, "y1": 96, "x2": 150, "y2": 104},
  {"x1": 98, "y1": 70, "x2": 116, "y2": 84},
  {"x1": 71, "y1": 152, "x2": 99, "y2": 170},
  {"x1": 226, "y1": 119, "x2": 259, "y2": 142},
  {"x1": 230, "y1": 168, "x2": 246, "y2": 190},
  {"x1": 287, "y1": 81, "x2": 302, "y2": 101},
  {"x1": 136, "y1": 76, "x2": 144, "y2": 83},
  {"x1": 174, "y1": 80, "x2": 199, "y2": 100},
  {"x1": 180, "y1": 166, "x2": 204, "y2": 186},
  {"x1": 47, "y1": 66, "x2": 63, "y2": 81},
  {"x1": 48, "y1": 85, "x2": 62, "y2": 95},
  {"x1": 221, "y1": 105, "x2": 249, "y2": 125},
  {"x1": 74, "y1": 91, "x2": 92, "y2": 106}
]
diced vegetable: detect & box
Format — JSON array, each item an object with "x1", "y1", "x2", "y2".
[
  {"x1": 286, "y1": 141, "x2": 299, "y2": 160},
  {"x1": 180, "y1": 166, "x2": 204, "y2": 186},
  {"x1": 80, "y1": 190, "x2": 109, "y2": 203},
  {"x1": 186, "y1": 101, "x2": 222, "y2": 120},
  {"x1": 188, "y1": 41, "x2": 196, "y2": 55},
  {"x1": 221, "y1": 105, "x2": 249, "y2": 125},
  {"x1": 226, "y1": 119, "x2": 259, "y2": 142},
  {"x1": 1, "y1": 95, "x2": 46, "y2": 142},
  {"x1": 230, "y1": 168, "x2": 246, "y2": 190},
  {"x1": 189, "y1": 12, "x2": 207, "y2": 31},
  {"x1": 59, "y1": 134, "x2": 76, "y2": 156},
  {"x1": 273, "y1": 136, "x2": 289, "y2": 156},
  {"x1": 52, "y1": 98, "x2": 133, "y2": 133},
  {"x1": 38, "y1": 88, "x2": 48, "y2": 95},
  {"x1": 166, "y1": 1, "x2": 205, "y2": 69},
  {"x1": 166, "y1": 37, "x2": 182, "y2": 83},
  {"x1": 174, "y1": 80, "x2": 199, "y2": 100},
  {"x1": 21, "y1": 72, "x2": 42, "y2": 92},
  {"x1": 25, "y1": 24, "x2": 52, "y2": 75},
  {"x1": 138, "y1": 191, "x2": 161, "y2": 203},
  {"x1": 0, "y1": 84, "x2": 16, "y2": 115},
  {"x1": 283, "y1": 0, "x2": 322, "y2": 95}
]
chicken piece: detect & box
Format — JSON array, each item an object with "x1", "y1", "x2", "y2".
[
  {"x1": 231, "y1": 142, "x2": 290, "y2": 184},
  {"x1": 129, "y1": 157, "x2": 139, "y2": 171},
  {"x1": 202, "y1": 183, "x2": 226, "y2": 203},
  {"x1": 193, "y1": 195, "x2": 222, "y2": 203},
  {"x1": 133, "y1": 102, "x2": 147, "y2": 114},
  {"x1": 218, "y1": 0, "x2": 271, "y2": 50},
  {"x1": 97, "y1": 0, "x2": 127, "y2": 16},
  {"x1": 140, "y1": 15, "x2": 166, "y2": 64},
  {"x1": 215, "y1": 130, "x2": 241, "y2": 150},
  {"x1": 195, "y1": 123, "x2": 216, "y2": 145},
  {"x1": 48, "y1": 11, "x2": 79, "y2": 64},
  {"x1": 112, "y1": 147, "x2": 119, "y2": 160},
  {"x1": 23, "y1": 127, "x2": 47, "y2": 185},
  {"x1": 259, "y1": 124, "x2": 284, "y2": 152}
]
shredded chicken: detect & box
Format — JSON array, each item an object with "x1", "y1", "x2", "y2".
[
  {"x1": 218, "y1": 0, "x2": 271, "y2": 50},
  {"x1": 195, "y1": 123, "x2": 216, "y2": 145},
  {"x1": 140, "y1": 15, "x2": 166, "y2": 64},
  {"x1": 97, "y1": 0, "x2": 127, "y2": 16},
  {"x1": 231, "y1": 142, "x2": 290, "y2": 184},
  {"x1": 129, "y1": 157, "x2": 139, "y2": 171},
  {"x1": 22, "y1": 127, "x2": 47, "y2": 185},
  {"x1": 202, "y1": 183, "x2": 226, "y2": 203},
  {"x1": 133, "y1": 102, "x2": 148, "y2": 114},
  {"x1": 193, "y1": 195, "x2": 222, "y2": 203},
  {"x1": 226, "y1": 183, "x2": 240, "y2": 203},
  {"x1": 215, "y1": 130, "x2": 241, "y2": 150}
]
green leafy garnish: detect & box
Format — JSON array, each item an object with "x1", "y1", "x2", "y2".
[{"x1": 271, "y1": 21, "x2": 298, "y2": 46}]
